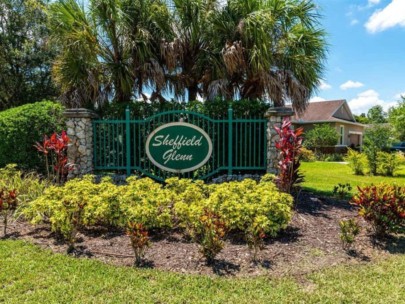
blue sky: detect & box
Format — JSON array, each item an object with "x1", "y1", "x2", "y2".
[{"x1": 313, "y1": 0, "x2": 405, "y2": 114}]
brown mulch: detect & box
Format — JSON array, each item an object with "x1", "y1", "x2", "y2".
[{"x1": 3, "y1": 191, "x2": 404, "y2": 277}]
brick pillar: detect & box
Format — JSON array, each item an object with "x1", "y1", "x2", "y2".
[
  {"x1": 64, "y1": 109, "x2": 98, "y2": 179},
  {"x1": 265, "y1": 107, "x2": 295, "y2": 174}
]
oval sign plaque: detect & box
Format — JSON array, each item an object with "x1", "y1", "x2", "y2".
[{"x1": 145, "y1": 122, "x2": 213, "y2": 173}]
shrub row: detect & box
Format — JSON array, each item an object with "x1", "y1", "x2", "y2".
[
  {"x1": 23, "y1": 175, "x2": 293, "y2": 264},
  {"x1": 345, "y1": 149, "x2": 405, "y2": 176}
]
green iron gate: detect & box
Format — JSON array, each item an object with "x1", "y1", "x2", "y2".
[{"x1": 93, "y1": 108, "x2": 267, "y2": 181}]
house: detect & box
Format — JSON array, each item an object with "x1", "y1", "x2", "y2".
[{"x1": 292, "y1": 99, "x2": 366, "y2": 148}]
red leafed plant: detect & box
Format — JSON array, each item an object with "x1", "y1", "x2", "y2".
[
  {"x1": 274, "y1": 117, "x2": 304, "y2": 194},
  {"x1": 34, "y1": 131, "x2": 73, "y2": 184},
  {"x1": 126, "y1": 222, "x2": 150, "y2": 266},
  {"x1": 0, "y1": 188, "x2": 17, "y2": 237},
  {"x1": 351, "y1": 184, "x2": 405, "y2": 237}
]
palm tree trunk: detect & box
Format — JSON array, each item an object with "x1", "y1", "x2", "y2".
[{"x1": 188, "y1": 86, "x2": 198, "y2": 102}]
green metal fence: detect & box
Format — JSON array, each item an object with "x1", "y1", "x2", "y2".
[{"x1": 93, "y1": 108, "x2": 267, "y2": 181}]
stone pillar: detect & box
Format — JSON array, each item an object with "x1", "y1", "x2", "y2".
[
  {"x1": 265, "y1": 107, "x2": 295, "y2": 174},
  {"x1": 64, "y1": 109, "x2": 98, "y2": 179}
]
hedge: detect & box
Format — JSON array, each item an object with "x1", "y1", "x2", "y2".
[{"x1": 0, "y1": 101, "x2": 65, "y2": 171}]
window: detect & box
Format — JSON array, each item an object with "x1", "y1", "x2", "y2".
[{"x1": 339, "y1": 125, "x2": 345, "y2": 145}]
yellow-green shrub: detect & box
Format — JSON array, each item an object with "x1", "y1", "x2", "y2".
[
  {"x1": 377, "y1": 152, "x2": 402, "y2": 176},
  {"x1": 24, "y1": 174, "x2": 293, "y2": 261},
  {"x1": 172, "y1": 175, "x2": 293, "y2": 260},
  {"x1": 300, "y1": 147, "x2": 316, "y2": 162},
  {"x1": 120, "y1": 177, "x2": 172, "y2": 229},
  {"x1": 0, "y1": 164, "x2": 48, "y2": 207},
  {"x1": 23, "y1": 176, "x2": 100, "y2": 249},
  {"x1": 344, "y1": 149, "x2": 367, "y2": 175}
]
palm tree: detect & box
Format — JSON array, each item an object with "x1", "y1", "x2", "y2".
[
  {"x1": 49, "y1": 0, "x2": 171, "y2": 108},
  {"x1": 159, "y1": 0, "x2": 222, "y2": 102},
  {"x1": 208, "y1": 0, "x2": 327, "y2": 114}
]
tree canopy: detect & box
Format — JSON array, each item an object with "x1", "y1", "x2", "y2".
[
  {"x1": 303, "y1": 124, "x2": 339, "y2": 151},
  {"x1": 48, "y1": 0, "x2": 327, "y2": 112},
  {"x1": 367, "y1": 105, "x2": 387, "y2": 124},
  {"x1": 0, "y1": 0, "x2": 58, "y2": 110},
  {"x1": 388, "y1": 96, "x2": 405, "y2": 141}
]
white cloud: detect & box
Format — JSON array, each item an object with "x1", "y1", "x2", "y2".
[
  {"x1": 340, "y1": 80, "x2": 364, "y2": 90},
  {"x1": 368, "y1": 0, "x2": 380, "y2": 6},
  {"x1": 365, "y1": 0, "x2": 405, "y2": 33},
  {"x1": 310, "y1": 96, "x2": 326, "y2": 103},
  {"x1": 319, "y1": 80, "x2": 332, "y2": 90},
  {"x1": 349, "y1": 89, "x2": 397, "y2": 114},
  {"x1": 394, "y1": 92, "x2": 405, "y2": 99},
  {"x1": 350, "y1": 19, "x2": 359, "y2": 25}
]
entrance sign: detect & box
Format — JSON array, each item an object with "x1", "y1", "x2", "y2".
[{"x1": 145, "y1": 122, "x2": 213, "y2": 173}]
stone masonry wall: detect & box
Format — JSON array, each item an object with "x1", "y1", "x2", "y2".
[
  {"x1": 64, "y1": 109, "x2": 98, "y2": 179},
  {"x1": 265, "y1": 107, "x2": 295, "y2": 174}
]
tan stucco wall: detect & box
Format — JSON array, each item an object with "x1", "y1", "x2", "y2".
[{"x1": 333, "y1": 123, "x2": 365, "y2": 146}]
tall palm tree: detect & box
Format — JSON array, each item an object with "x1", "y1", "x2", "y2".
[
  {"x1": 49, "y1": 0, "x2": 171, "y2": 108},
  {"x1": 208, "y1": 0, "x2": 327, "y2": 114},
  {"x1": 159, "y1": 0, "x2": 222, "y2": 102}
]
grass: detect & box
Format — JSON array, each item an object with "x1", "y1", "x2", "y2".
[
  {"x1": 301, "y1": 162, "x2": 405, "y2": 196},
  {"x1": 0, "y1": 240, "x2": 404, "y2": 303}
]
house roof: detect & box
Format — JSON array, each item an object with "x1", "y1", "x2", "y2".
[{"x1": 292, "y1": 99, "x2": 364, "y2": 127}]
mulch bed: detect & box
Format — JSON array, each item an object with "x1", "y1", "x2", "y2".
[{"x1": 3, "y1": 191, "x2": 404, "y2": 277}]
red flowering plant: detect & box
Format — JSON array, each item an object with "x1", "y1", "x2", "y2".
[
  {"x1": 351, "y1": 184, "x2": 405, "y2": 237},
  {"x1": 0, "y1": 188, "x2": 17, "y2": 237},
  {"x1": 34, "y1": 131, "x2": 74, "y2": 184},
  {"x1": 274, "y1": 117, "x2": 304, "y2": 194}
]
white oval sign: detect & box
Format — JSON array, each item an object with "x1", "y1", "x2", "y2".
[{"x1": 145, "y1": 122, "x2": 213, "y2": 173}]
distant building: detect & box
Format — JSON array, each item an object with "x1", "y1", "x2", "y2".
[{"x1": 292, "y1": 100, "x2": 366, "y2": 148}]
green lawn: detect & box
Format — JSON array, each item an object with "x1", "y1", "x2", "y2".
[
  {"x1": 301, "y1": 162, "x2": 405, "y2": 196},
  {"x1": 0, "y1": 240, "x2": 404, "y2": 303}
]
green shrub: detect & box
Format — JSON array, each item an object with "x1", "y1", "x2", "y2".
[
  {"x1": 300, "y1": 147, "x2": 316, "y2": 162},
  {"x1": 376, "y1": 152, "x2": 402, "y2": 176},
  {"x1": 363, "y1": 124, "x2": 392, "y2": 175},
  {"x1": 173, "y1": 176, "x2": 293, "y2": 261},
  {"x1": 24, "y1": 175, "x2": 293, "y2": 263},
  {"x1": 333, "y1": 183, "x2": 352, "y2": 199},
  {"x1": 0, "y1": 101, "x2": 65, "y2": 172},
  {"x1": 339, "y1": 219, "x2": 360, "y2": 251},
  {"x1": 23, "y1": 176, "x2": 100, "y2": 250},
  {"x1": 323, "y1": 153, "x2": 344, "y2": 162},
  {"x1": 0, "y1": 164, "x2": 48, "y2": 208},
  {"x1": 351, "y1": 184, "x2": 405, "y2": 237},
  {"x1": 303, "y1": 124, "x2": 339, "y2": 153},
  {"x1": 345, "y1": 149, "x2": 367, "y2": 175}
]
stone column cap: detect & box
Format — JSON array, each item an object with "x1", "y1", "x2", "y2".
[
  {"x1": 264, "y1": 107, "x2": 295, "y2": 118},
  {"x1": 64, "y1": 108, "x2": 99, "y2": 119}
]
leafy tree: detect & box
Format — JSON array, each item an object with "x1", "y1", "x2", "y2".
[
  {"x1": 354, "y1": 113, "x2": 369, "y2": 124},
  {"x1": 388, "y1": 97, "x2": 405, "y2": 141},
  {"x1": 367, "y1": 105, "x2": 387, "y2": 124},
  {"x1": 209, "y1": 0, "x2": 327, "y2": 113},
  {"x1": 303, "y1": 124, "x2": 339, "y2": 153},
  {"x1": 363, "y1": 124, "x2": 392, "y2": 175},
  {"x1": 0, "y1": 0, "x2": 58, "y2": 110},
  {"x1": 49, "y1": 0, "x2": 327, "y2": 111},
  {"x1": 160, "y1": 0, "x2": 219, "y2": 102},
  {"x1": 49, "y1": 0, "x2": 172, "y2": 107}
]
